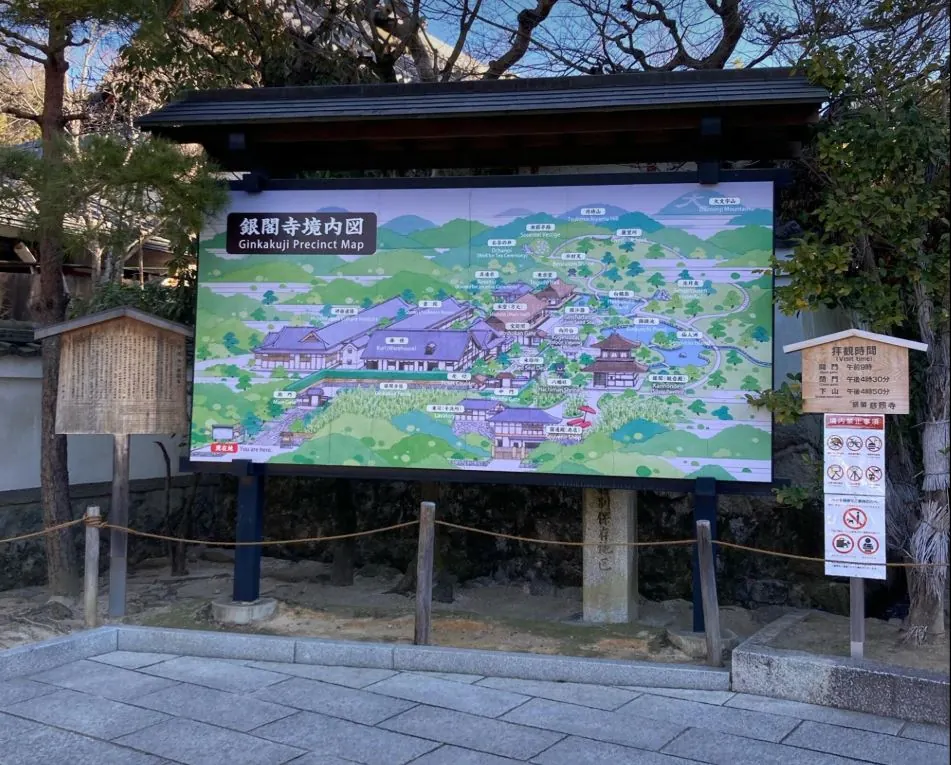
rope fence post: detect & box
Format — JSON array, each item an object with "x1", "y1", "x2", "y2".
[
  {"x1": 414, "y1": 501, "x2": 436, "y2": 646},
  {"x1": 84, "y1": 506, "x2": 101, "y2": 629},
  {"x1": 696, "y1": 520, "x2": 723, "y2": 667}
]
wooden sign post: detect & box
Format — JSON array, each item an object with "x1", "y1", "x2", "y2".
[
  {"x1": 784, "y1": 330, "x2": 927, "y2": 659},
  {"x1": 35, "y1": 307, "x2": 192, "y2": 618}
]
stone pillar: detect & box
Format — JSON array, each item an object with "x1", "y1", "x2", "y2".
[{"x1": 582, "y1": 488, "x2": 638, "y2": 623}]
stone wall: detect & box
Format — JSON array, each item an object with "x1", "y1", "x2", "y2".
[{"x1": 0, "y1": 475, "x2": 223, "y2": 590}]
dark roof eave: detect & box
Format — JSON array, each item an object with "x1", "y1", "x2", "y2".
[{"x1": 137, "y1": 68, "x2": 827, "y2": 132}]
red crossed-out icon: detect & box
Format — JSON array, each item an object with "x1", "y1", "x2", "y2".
[
  {"x1": 843, "y1": 508, "x2": 867, "y2": 530},
  {"x1": 832, "y1": 534, "x2": 854, "y2": 554}
]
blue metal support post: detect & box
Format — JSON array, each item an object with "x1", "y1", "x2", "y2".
[
  {"x1": 233, "y1": 461, "x2": 264, "y2": 603},
  {"x1": 692, "y1": 477, "x2": 718, "y2": 632}
]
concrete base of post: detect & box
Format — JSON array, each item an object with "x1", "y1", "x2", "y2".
[
  {"x1": 582, "y1": 488, "x2": 638, "y2": 623},
  {"x1": 211, "y1": 597, "x2": 277, "y2": 625}
]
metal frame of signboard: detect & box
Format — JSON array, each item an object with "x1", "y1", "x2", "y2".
[{"x1": 186, "y1": 169, "x2": 782, "y2": 495}]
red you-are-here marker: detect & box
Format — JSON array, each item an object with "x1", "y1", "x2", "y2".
[{"x1": 843, "y1": 508, "x2": 867, "y2": 530}]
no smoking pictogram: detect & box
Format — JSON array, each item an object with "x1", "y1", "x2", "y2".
[
  {"x1": 843, "y1": 507, "x2": 867, "y2": 530},
  {"x1": 827, "y1": 465, "x2": 844, "y2": 481},
  {"x1": 858, "y1": 535, "x2": 879, "y2": 555},
  {"x1": 832, "y1": 534, "x2": 854, "y2": 554}
]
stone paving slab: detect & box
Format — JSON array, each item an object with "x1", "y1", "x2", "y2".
[
  {"x1": 254, "y1": 676, "x2": 417, "y2": 724},
  {"x1": 0, "y1": 709, "x2": 47, "y2": 742},
  {"x1": 619, "y1": 693, "x2": 801, "y2": 743},
  {"x1": 900, "y1": 721, "x2": 950, "y2": 746},
  {"x1": 476, "y1": 676, "x2": 639, "y2": 710},
  {"x1": 28, "y1": 658, "x2": 179, "y2": 700},
  {"x1": 254, "y1": 710, "x2": 439, "y2": 764},
  {"x1": 534, "y1": 735, "x2": 701, "y2": 765},
  {"x1": 2, "y1": 687, "x2": 170, "y2": 739},
  {"x1": 0, "y1": 677, "x2": 56, "y2": 706},
  {"x1": 378, "y1": 703, "x2": 564, "y2": 759},
  {"x1": 91, "y1": 651, "x2": 180, "y2": 670},
  {"x1": 365, "y1": 672, "x2": 529, "y2": 717},
  {"x1": 623, "y1": 686, "x2": 737, "y2": 705},
  {"x1": 501, "y1": 697, "x2": 686, "y2": 750},
  {"x1": 1, "y1": 725, "x2": 169, "y2": 765},
  {"x1": 408, "y1": 670, "x2": 485, "y2": 684},
  {"x1": 114, "y1": 717, "x2": 305, "y2": 765},
  {"x1": 412, "y1": 745, "x2": 526, "y2": 764},
  {"x1": 662, "y1": 726, "x2": 869, "y2": 765},
  {"x1": 134, "y1": 682, "x2": 297, "y2": 732},
  {"x1": 783, "y1": 720, "x2": 950, "y2": 765},
  {"x1": 140, "y1": 656, "x2": 289, "y2": 694},
  {"x1": 725, "y1": 692, "x2": 905, "y2": 734},
  {"x1": 244, "y1": 660, "x2": 396, "y2": 688}
]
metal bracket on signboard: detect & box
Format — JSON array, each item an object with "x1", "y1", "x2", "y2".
[
  {"x1": 242, "y1": 171, "x2": 268, "y2": 195},
  {"x1": 698, "y1": 117, "x2": 721, "y2": 186}
]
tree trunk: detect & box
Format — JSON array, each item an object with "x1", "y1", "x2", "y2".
[
  {"x1": 34, "y1": 20, "x2": 79, "y2": 597},
  {"x1": 906, "y1": 282, "x2": 950, "y2": 644}
]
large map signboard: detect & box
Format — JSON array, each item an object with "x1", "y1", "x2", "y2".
[{"x1": 190, "y1": 179, "x2": 774, "y2": 484}]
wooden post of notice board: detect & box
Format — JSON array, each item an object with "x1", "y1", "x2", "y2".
[{"x1": 784, "y1": 329, "x2": 927, "y2": 659}]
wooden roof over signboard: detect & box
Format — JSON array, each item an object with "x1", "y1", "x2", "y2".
[
  {"x1": 137, "y1": 68, "x2": 827, "y2": 172},
  {"x1": 34, "y1": 306, "x2": 193, "y2": 341},
  {"x1": 783, "y1": 329, "x2": 928, "y2": 353}
]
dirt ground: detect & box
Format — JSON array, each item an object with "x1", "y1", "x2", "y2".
[
  {"x1": 0, "y1": 551, "x2": 947, "y2": 676},
  {"x1": 770, "y1": 610, "x2": 950, "y2": 675}
]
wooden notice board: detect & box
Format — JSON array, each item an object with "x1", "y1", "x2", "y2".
[{"x1": 784, "y1": 330, "x2": 927, "y2": 415}]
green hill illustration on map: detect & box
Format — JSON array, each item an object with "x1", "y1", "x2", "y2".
[{"x1": 190, "y1": 182, "x2": 774, "y2": 483}]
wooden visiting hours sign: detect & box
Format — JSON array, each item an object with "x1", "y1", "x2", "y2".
[{"x1": 784, "y1": 329, "x2": 928, "y2": 415}]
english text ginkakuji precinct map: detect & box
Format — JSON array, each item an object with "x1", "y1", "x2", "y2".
[{"x1": 190, "y1": 181, "x2": 774, "y2": 483}]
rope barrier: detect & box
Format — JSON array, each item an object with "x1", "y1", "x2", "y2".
[
  {"x1": 434, "y1": 520, "x2": 696, "y2": 548},
  {"x1": 1, "y1": 516, "x2": 946, "y2": 568},
  {"x1": 715, "y1": 540, "x2": 950, "y2": 569},
  {"x1": 91, "y1": 518, "x2": 420, "y2": 547},
  {"x1": 0, "y1": 518, "x2": 84, "y2": 544}
]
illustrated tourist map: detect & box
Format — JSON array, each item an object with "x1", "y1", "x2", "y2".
[{"x1": 191, "y1": 181, "x2": 774, "y2": 483}]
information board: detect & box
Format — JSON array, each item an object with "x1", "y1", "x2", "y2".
[
  {"x1": 801, "y1": 337, "x2": 909, "y2": 414},
  {"x1": 824, "y1": 494, "x2": 886, "y2": 579},
  {"x1": 189, "y1": 179, "x2": 774, "y2": 484},
  {"x1": 823, "y1": 414, "x2": 885, "y2": 497}
]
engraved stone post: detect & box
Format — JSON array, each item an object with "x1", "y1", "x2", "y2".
[{"x1": 582, "y1": 488, "x2": 637, "y2": 623}]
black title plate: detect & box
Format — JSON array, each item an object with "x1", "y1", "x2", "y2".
[{"x1": 226, "y1": 212, "x2": 377, "y2": 255}]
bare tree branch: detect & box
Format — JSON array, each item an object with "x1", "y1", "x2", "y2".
[
  {"x1": 1, "y1": 104, "x2": 39, "y2": 122},
  {"x1": 0, "y1": 24, "x2": 46, "y2": 54},
  {"x1": 484, "y1": 0, "x2": 560, "y2": 79}
]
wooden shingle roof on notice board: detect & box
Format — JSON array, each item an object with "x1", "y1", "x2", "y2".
[
  {"x1": 783, "y1": 328, "x2": 927, "y2": 354},
  {"x1": 33, "y1": 306, "x2": 193, "y2": 341}
]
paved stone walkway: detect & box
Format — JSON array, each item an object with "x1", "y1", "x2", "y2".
[{"x1": 0, "y1": 651, "x2": 947, "y2": 764}]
